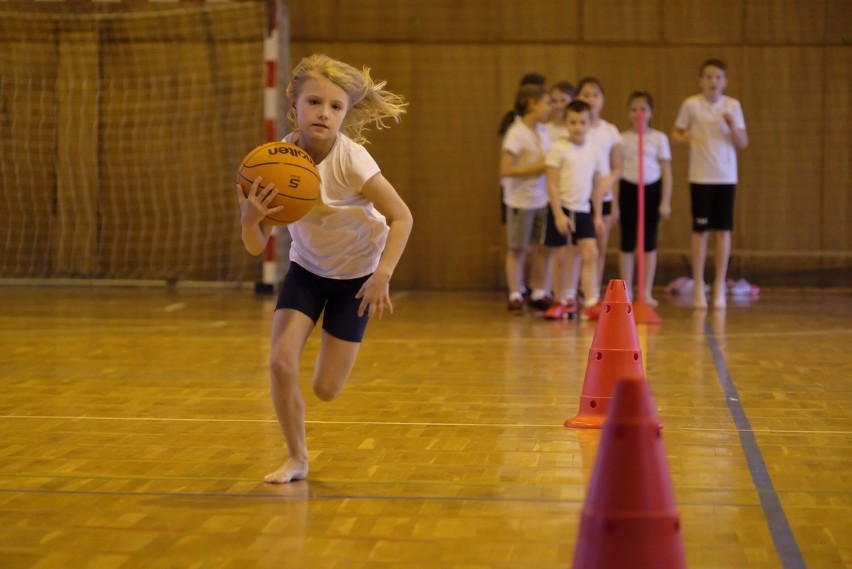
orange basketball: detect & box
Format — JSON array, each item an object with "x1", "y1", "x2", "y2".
[{"x1": 236, "y1": 142, "x2": 321, "y2": 225}]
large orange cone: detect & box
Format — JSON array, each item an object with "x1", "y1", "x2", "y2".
[
  {"x1": 571, "y1": 377, "x2": 686, "y2": 569},
  {"x1": 565, "y1": 280, "x2": 645, "y2": 428}
]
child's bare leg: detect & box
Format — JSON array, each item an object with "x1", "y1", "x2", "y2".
[
  {"x1": 691, "y1": 232, "x2": 709, "y2": 309},
  {"x1": 505, "y1": 247, "x2": 525, "y2": 298},
  {"x1": 713, "y1": 231, "x2": 731, "y2": 309},
  {"x1": 265, "y1": 310, "x2": 314, "y2": 484},
  {"x1": 565, "y1": 243, "x2": 582, "y2": 298},
  {"x1": 311, "y1": 331, "x2": 360, "y2": 403},
  {"x1": 595, "y1": 214, "x2": 614, "y2": 294},
  {"x1": 579, "y1": 239, "x2": 600, "y2": 305},
  {"x1": 644, "y1": 250, "x2": 659, "y2": 306},
  {"x1": 619, "y1": 251, "x2": 634, "y2": 300}
]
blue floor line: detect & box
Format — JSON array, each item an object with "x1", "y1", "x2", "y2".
[{"x1": 704, "y1": 320, "x2": 807, "y2": 569}]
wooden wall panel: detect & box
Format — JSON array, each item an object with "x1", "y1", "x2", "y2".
[
  {"x1": 287, "y1": 0, "x2": 339, "y2": 42},
  {"x1": 736, "y1": 48, "x2": 824, "y2": 251},
  {"x1": 337, "y1": 0, "x2": 412, "y2": 41},
  {"x1": 746, "y1": 0, "x2": 826, "y2": 44},
  {"x1": 823, "y1": 48, "x2": 851, "y2": 252},
  {"x1": 583, "y1": 0, "x2": 661, "y2": 42},
  {"x1": 407, "y1": 45, "x2": 500, "y2": 289},
  {"x1": 663, "y1": 0, "x2": 743, "y2": 44},
  {"x1": 741, "y1": 48, "x2": 824, "y2": 251},
  {"x1": 826, "y1": 0, "x2": 852, "y2": 44},
  {"x1": 409, "y1": 0, "x2": 500, "y2": 42},
  {"x1": 501, "y1": 0, "x2": 581, "y2": 42}
]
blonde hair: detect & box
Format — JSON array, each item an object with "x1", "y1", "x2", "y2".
[{"x1": 286, "y1": 54, "x2": 407, "y2": 144}]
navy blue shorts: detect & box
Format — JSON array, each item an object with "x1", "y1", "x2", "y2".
[
  {"x1": 275, "y1": 262, "x2": 371, "y2": 343},
  {"x1": 690, "y1": 183, "x2": 735, "y2": 232},
  {"x1": 544, "y1": 207, "x2": 596, "y2": 247},
  {"x1": 619, "y1": 178, "x2": 662, "y2": 252}
]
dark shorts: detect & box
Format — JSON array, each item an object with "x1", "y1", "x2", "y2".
[
  {"x1": 690, "y1": 183, "x2": 736, "y2": 232},
  {"x1": 619, "y1": 179, "x2": 662, "y2": 252},
  {"x1": 275, "y1": 262, "x2": 371, "y2": 343},
  {"x1": 544, "y1": 207, "x2": 596, "y2": 247}
]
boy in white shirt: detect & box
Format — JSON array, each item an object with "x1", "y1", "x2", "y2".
[
  {"x1": 672, "y1": 58, "x2": 748, "y2": 309},
  {"x1": 543, "y1": 100, "x2": 608, "y2": 321}
]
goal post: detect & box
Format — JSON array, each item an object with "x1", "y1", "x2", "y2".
[{"x1": 0, "y1": 0, "x2": 288, "y2": 284}]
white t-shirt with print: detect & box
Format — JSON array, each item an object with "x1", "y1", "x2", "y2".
[
  {"x1": 501, "y1": 120, "x2": 552, "y2": 210},
  {"x1": 674, "y1": 94, "x2": 746, "y2": 184},
  {"x1": 545, "y1": 138, "x2": 608, "y2": 213},
  {"x1": 620, "y1": 128, "x2": 672, "y2": 185},
  {"x1": 284, "y1": 133, "x2": 388, "y2": 280}
]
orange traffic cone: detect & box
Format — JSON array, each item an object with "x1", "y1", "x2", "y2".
[
  {"x1": 565, "y1": 280, "x2": 645, "y2": 428},
  {"x1": 571, "y1": 377, "x2": 686, "y2": 569},
  {"x1": 633, "y1": 298, "x2": 662, "y2": 325}
]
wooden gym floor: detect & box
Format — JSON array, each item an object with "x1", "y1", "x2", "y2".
[{"x1": 0, "y1": 285, "x2": 850, "y2": 569}]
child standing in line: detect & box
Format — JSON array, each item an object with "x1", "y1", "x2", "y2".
[
  {"x1": 543, "y1": 100, "x2": 607, "y2": 321},
  {"x1": 618, "y1": 91, "x2": 673, "y2": 306},
  {"x1": 539, "y1": 80, "x2": 575, "y2": 305},
  {"x1": 672, "y1": 58, "x2": 748, "y2": 309},
  {"x1": 237, "y1": 54, "x2": 413, "y2": 484},
  {"x1": 500, "y1": 84, "x2": 553, "y2": 310},
  {"x1": 544, "y1": 81, "x2": 575, "y2": 142},
  {"x1": 559, "y1": 77, "x2": 622, "y2": 319}
]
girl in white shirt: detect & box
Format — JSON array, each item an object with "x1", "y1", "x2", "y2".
[
  {"x1": 237, "y1": 54, "x2": 413, "y2": 484},
  {"x1": 578, "y1": 78, "x2": 622, "y2": 299},
  {"x1": 618, "y1": 91, "x2": 673, "y2": 306},
  {"x1": 543, "y1": 80, "x2": 575, "y2": 143}
]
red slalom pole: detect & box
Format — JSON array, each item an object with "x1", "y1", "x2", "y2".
[{"x1": 633, "y1": 109, "x2": 661, "y2": 324}]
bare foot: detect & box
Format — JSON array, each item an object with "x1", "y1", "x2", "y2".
[
  {"x1": 693, "y1": 289, "x2": 707, "y2": 309},
  {"x1": 713, "y1": 289, "x2": 727, "y2": 309},
  {"x1": 264, "y1": 458, "x2": 309, "y2": 484},
  {"x1": 643, "y1": 296, "x2": 660, "y2": 307}
]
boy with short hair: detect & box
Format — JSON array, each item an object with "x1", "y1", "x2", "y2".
[
  {"x1": 672, "y1": 58, "x2": 748, "y2": 309},
  {"x1": 543, "y1": 100, "x2": 608, "y2": 320}
]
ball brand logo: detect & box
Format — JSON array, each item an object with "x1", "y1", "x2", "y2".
[{"x1": 268, "y1": 145, "x2": 311, "y2": 162}]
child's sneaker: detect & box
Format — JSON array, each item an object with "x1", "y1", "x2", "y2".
[
  {"x1": 581, "y1": 301, "x2": 602, "y2": 321},
  {"x1": 544, "y1": 298, "x2": 577, "y2": 320},
  {"x1": 507, "y1": 297, "x2": 524, "y2": 311},
  {"x1": 528, "y1": 294, "x2": 553, "y2": 311}
]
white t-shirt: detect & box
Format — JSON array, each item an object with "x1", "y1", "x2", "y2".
[
  {"x1": 284, "y1": 133, "x2": 388, "y2": 279},
  {"x1": 500, "y1": 120, "x2": 552, "y2": 210},
  {"x1": 674, "y1": 94, "x2": 746, "y2": 184},
  {"x1": 545, "y1": 138, "x2": 608, "y2": 213},
  {"x1": 586, "y1": 119, "x2": 622, "y2": 201},
  {"x1": 544, "y1": 121, "x2": 568, "y2": 143},
  {"x1": 620, "y1": 128, "x2": 672, "y2": 185}
]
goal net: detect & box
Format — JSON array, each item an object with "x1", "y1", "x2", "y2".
[{"x1": 0, "y1": 0, "x2": 282, "y2": 283}]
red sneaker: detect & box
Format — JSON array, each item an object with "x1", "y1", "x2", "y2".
[
  {"x1": 581, "y1": 301, "x2": 602, "y2": 321},
  {"x1": 507, "y1": 297, "x2": 524, "y2": 311},
  {"x1": 544, "y1": 298, "x2": 577, "y2": 320}
]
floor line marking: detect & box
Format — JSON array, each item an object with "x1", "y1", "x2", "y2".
[
  {"x1": 1, "y1": 414, "x2": 850, "y2": 435},
  {"x1": 705, "y1": 320, "x2": 807, "y2": 569}
]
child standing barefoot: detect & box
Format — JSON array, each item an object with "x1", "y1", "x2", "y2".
[
  {"x1": 237, "y1": 54, "x2": 413, "y2": 483},
  {"x1": 672, "y1": 58, "x2": 748, "y2": 309}
]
